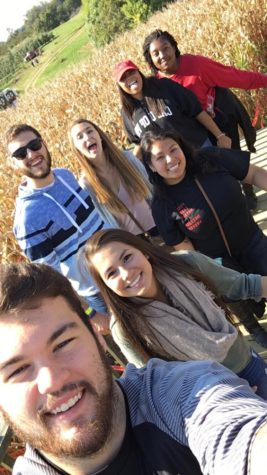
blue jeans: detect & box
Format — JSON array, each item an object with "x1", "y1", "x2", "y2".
[
  {"x1": 238, "y1": 350, "x2": 267, "y2": 400},
  {"x1": 88, "y1": 292, "x2": 107, "y2": 314}
]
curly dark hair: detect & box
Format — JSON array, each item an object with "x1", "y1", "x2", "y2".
[{"x1": 143, "y1": 29, "x2": 180, "y2": 74}]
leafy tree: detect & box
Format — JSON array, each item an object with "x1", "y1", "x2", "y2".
[
  {"x1": 36, "y1": 3, "x2": 60, "y2": 32},
  {"x1": 24, "y1": 3, "x2": 46, "y2": 32},
  {"x1": 24, "y1": 0, "x2": 81, "y2": 34},
  {"x1": 5, "y1": 28, "x2": 28, "y2": 49},
  {"x1": 85, "y1": 0, "x2": 173, "y2": 46},
  {"x1": 64, "y1": 0, "x2": 81, "y2": 13},
  {"x1": 86, "y1": 0, "x2": 128, "y2": 47},
  {"x1": 0, "y1": 42, "x2": 7, "y2": 57},
  {"x1": 121, "y1": 0, "x2": 150, "y2": 27}
]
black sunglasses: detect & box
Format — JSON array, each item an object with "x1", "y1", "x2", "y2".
[{"x1": 12, "y1": 138, "x2": 43, "y2": 159}]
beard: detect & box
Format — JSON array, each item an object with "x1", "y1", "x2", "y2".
[
  {"x1": 1, "y1": 345, "x2": 115, "y2": 459},
  {"x1": 22, "y1": 148, "x2": 52, "y2": 180}
]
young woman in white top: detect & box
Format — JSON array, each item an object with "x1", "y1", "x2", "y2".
[{"x1": 69, "y1": 119, "x2": 158, "y2": 237}]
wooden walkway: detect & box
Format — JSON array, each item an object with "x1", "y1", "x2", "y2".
[{"x1": 240, "y1": 127, "x2": 267, "y2": 360}]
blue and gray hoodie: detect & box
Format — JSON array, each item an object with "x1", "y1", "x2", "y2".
[{"x1": 13, "y1": 168, "x2": 109, "y2": 305}]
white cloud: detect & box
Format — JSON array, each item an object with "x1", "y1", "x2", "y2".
[{"x1": 0, "y1": 0, "x2": 46, "y2": 42}]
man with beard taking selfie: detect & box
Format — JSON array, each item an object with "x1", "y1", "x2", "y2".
[{"x1": 0, "y1": 262, "x2": 266, "y2": 475}]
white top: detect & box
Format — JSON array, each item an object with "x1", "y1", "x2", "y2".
[{"x1": 116, "y1": 181, "x2": 155, "y2": 234}]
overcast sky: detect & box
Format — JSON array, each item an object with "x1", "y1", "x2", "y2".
[{"x1": 0, "y1": 0, "x2": 45, "y2": 42}]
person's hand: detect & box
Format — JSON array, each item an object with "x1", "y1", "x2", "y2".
[
  {"x1": 217, "y1": 133, "x2": 232, "y2": 149},
  {"x1": 91, "y1": 312, "x2": 111, "y2": 335}
]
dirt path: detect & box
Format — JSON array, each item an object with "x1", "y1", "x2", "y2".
[{"x1": 24, "y1": 26, "x2": 85, "y2": 91}]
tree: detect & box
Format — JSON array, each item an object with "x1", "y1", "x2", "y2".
[
  {"x1": 0, "y1": 42, "x2": 8, "y2": 57},
  {"x1": 24, "y1": 3, "x2": 46, "y2": 32},
  {"x1": 24, "y1": 0, "x2": 81, "y2": 34},
  {"x1": 121, "y1": 0, "x2": 150, "y2": 27},
  {"x1": 35, "y1": 3, "x2": 60, "y2": 32},
  {"x1": 85, "y1": 0, "x2": 172, "y2": 47},
  {"x1": 63, "y1": 0, "x2": 81, "y2": 13},
  {"x1": 86, "y1": 0, "x2": 128, "y2": 47}
]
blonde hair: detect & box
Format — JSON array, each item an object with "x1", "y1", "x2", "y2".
[{"x1": 69, "y1": 119, "x2": 151, "y2": 217}]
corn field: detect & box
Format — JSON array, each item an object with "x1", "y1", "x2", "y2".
[{"x1": 0, "y1": 0, "x2": 266, "y2": 264}]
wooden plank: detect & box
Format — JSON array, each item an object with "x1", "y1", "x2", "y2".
[
  {"x1": 240, "y1": 127, "x2": 267, "y2": 361},
  {"x1": 240, "y1": 127, "x2": 267, "y2": 164}
]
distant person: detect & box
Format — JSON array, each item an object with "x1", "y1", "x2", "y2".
[
  {"x1": 112, "y1": 59, "x2": 231, "y2": 159},
  {"x1": 142, "y1": 29, "x2": 267, "y2": 209},
  {"x1": 69, "y1": 118, "x2": 157, "y2": 238},
  {"x1": 4, "y1": 89, "x2": 18, "y2": 108},
  {"x1": 1, "y1": 262, "x2": 267, "y2": 475},
  {"x1": 25, "y1": 49, "x2": 39, "y2": 67},
  {"x1": 6, "y1": 123, "x2": 110, "y2": 331}
]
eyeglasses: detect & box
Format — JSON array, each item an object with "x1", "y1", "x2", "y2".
[{"x1": 12, "y1": 138, "x2": 43, "y2": 159}]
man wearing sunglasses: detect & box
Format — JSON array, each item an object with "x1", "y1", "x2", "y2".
[{"x1": 6, "y1": 124, "x2": 110, "y2": 332}]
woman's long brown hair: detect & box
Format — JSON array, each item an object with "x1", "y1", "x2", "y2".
[
  {"x1": 69, "y1": 119, "x2": 151, "y2": 216},
  {"x1": 84, "y1": 228, "x2": 236, "y2": 363}
]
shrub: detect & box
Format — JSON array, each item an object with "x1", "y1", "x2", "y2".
[
  {"x1": 121, "y1": 0, "x2": 151, "y2": 27},
  {"x1": 86, "y1": 0, "x2": 128, "y2": 47},
  {"x1": 86, "y1": 0, "x2": 172, "y2": 45}
]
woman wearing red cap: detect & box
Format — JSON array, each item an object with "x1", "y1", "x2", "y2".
[{"x1": 113, "y1": 59, "x2": 231, "y2": 159}]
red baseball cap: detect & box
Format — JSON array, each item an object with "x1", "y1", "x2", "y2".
[{"x1": 113, "y1": 60, "x2": 138, "y2": 83}]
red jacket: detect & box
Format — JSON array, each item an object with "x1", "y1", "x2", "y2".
[{"x1": 157, "y1": 54, "x2": 267, "y2": 113}]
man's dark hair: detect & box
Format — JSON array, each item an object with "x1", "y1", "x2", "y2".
[
  {"x1": 6, "y1": 124, "x2": 41, "y2": 147},
  {"x1": 143, "y1": 29, "x2": 181, "y2": 74},
  {"x1": 0, "y1": 262, "x2": 92, "y2": 333}
]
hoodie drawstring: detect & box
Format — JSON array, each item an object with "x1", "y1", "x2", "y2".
[{"x1": 42, "y1": 175, "x2": 90, "y2": 233}]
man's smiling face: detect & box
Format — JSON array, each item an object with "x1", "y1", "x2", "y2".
[
  {"x1": 8, "y1": 130, "x2": 52, "y2": 181},
  {"x1": 0, "y1": 296, "x2": 113, "y2": 458}
]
